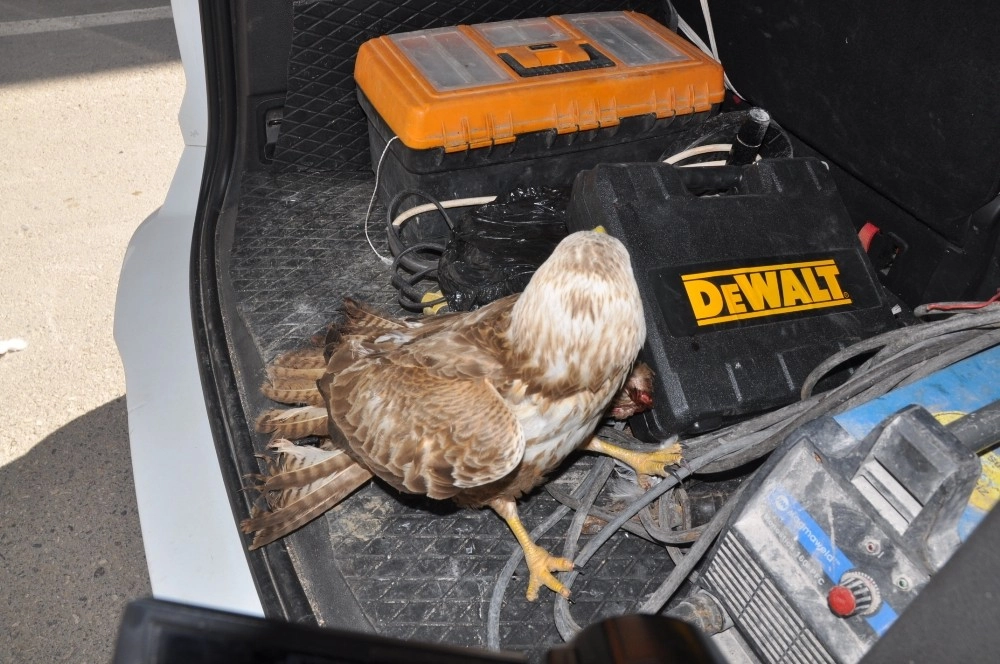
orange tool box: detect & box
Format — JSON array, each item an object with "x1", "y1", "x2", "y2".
[{"x1": 355, "y1": 11, "x2": 725, "y2": 204}]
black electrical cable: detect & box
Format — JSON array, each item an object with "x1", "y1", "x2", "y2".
[
  {"x1": 681, "y1": 399, "x2": 815, "y2": 459},
  {"x1": 486, "y1": 460, "x2": 613, "y2": 651},
  {"x1": 389, "y1": 242, "x2": 446, "y2": 311},
  {"x1": 561, "y1": 459, "x2": 615, "y2": 562},
  {"x1": 913, "y1": 301, "x2": 1000, "y2": 318},
  {"x1": 385, "y1": 189, "x2": 455, "y2": 273},
  {"x1": 539, "y1": 302, "x2": 1000, "y2": 642},
  {"x1": 701, "y1": 340, "x2": 953, "y2": 473},
  {"x1": 638, "y1": 505, "x2": 706, "y2": 544},
  {"x1": 663, "y1": 486, "x2": 694, "y2": 565},
  {"x1": 544, "y1": 485, "x2": 658, "y2": 543},
  {"x1": 554, "y1": 319, "x2": 1000, "y2": 600},
  {"x1": 800, "y1": 309, "x2": 1000, "y2": 398},
  {"x1": 637, "y1": 481, "x2": 749, "y2": 614},
  {"x1": 598, "y1": 424, "x2": 674, "y2": 450},
  {"x1": 829, "y1": 329, "x2": 1000, "y2": 417},
  {"x1": 897, "y1": 328, "x2": 1000, "y2": 388},
  {"x1": 834, "y1": 332, "x2": 991, "y2": 413},
  {"x1": 569, "y1": 435, "x2": 753, "y2": 579},
  {"x1": 699, "y1": 315, "x2": 1000, "y2": 474},
  {"x1": 948, "y1": 398, "x2": 1000, "y2": 454},
  {"x1": 552, "y1": 458, "x2": 615, "y2": 641},
  {"x1": 862, "y1": 327, "x2": 986, "y2": 374},
  {"x1": 550, "y1": 438, "x2": 757, "y2": 638}
]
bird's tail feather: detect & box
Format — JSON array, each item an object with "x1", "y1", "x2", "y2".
[
  {"x1": 267, "y1": 362, "x2": 326, "y2": 381},
  {"x1": 271, "y1": 346, "x2": 326, "y2": 370},
  {"x1": 342, "y1": 297, "x2": 408, "y2": 336},
  {"x1": 256, "y1": 406, "x2": 328, "y2": 440},
  {"x1": 245, "y1": 298, "x2": 411, "y2": 547},
  {"x1": 262, "y1": 343, "x2": 327, "y2": 396},
  {"x1": 260, "y1": 298, "x2": 407, "y2": 408},
  {"x1": 261, "y1": 379, "x2": 325, "y2": 407},
  {"x1": 241, "y1": 440, "x2": 372, "y2": 549}
]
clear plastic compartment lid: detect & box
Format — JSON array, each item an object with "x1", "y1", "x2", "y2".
[
  {"x1": 390, "y1": 28, "x2": 511, "y2": 92},
  {"x1": 565, "y1": 12, "x2": 687, "y2": 66},
  {"x1": 473, "y1": 17, "x2": 569, "y2": 47}
]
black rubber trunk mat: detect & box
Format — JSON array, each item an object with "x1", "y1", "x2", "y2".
[{"x1": 229, "y1": 171, "x2": 676, "y2": 660}]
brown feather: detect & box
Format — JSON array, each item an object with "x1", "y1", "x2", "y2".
[
  {"x1": 341, "y1": 297, "x2": 409, "y2": 335},
  {"x1": 261, "y1": 380, "x2": 325, "y2": 407},
  {"x1": 243, "y1": 232, "x2": 648, "y2": 582},
  {"x1": 241, "y1": 441, "x2": 372, "y2": 548},
  {"x1": 267, "y1": 364, "x2": 326, "y2": 381},
  {"x1": 271, "y1": 347, "x2": 326, "y2": 370},
  {"x1": 256, "y1": 406, "x2": 329, "y2": 440}
]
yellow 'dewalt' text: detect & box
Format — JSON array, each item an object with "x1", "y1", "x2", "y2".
[{"x1": 682, "y1": 259, "x2": 851, "y2": 326}]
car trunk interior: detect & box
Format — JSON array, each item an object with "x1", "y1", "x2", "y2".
[{"x1": 192, "y1": 1, "x2": 1000, "y2": 660}]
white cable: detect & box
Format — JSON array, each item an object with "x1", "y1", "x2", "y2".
[
  {"x1": 677, "y1": 4, "x2": 745, "y2": 100},
  {"x1": 392, "y1": 196, "x2": 497, "y2": 228},
  {"x1": 700, "y1": 0, "x2": 720, "y2": 60},
  {"x1": 364, "y1": 135, "x2": 399, "y2": 266},
  {"x1": 663, "y1": 143, "x2": 762, "y2": 169},
  {"x1": 676, "y1": 16, "x2": 713, "y2": 59},
  {"x1": 663, "y1": 143, "x2": 734, "y2": 165},
  {"x1": 679, "y1": 159, "x2": 728, "y2": 168}
]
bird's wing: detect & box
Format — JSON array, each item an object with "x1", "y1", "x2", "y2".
[{"x1": 319, "y1": 348, "x2": 525, "y2": 500}]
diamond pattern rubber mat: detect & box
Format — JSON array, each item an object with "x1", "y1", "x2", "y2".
[
  {"x1": 272, "y1": 0, "x2": 668, "y2": 173},
  {"x1": 231, "y1": 171, "x2": 399, "y2": 360},
  {"x1": 327, "y1": 468, "x2": 674, "y2": 656},
  {"x1": 229, "y1": 171, "x2": 675, "y2": 660}
]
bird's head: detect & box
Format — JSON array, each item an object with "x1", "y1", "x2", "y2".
[{"x1": 509, "y1": 230, "x2": 646, "y2": 392}]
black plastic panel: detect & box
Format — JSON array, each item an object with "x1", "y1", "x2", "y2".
[
  {"x1": 670, "y1": 0, "x2": 1000, "y2": 305},
  {"x1": 673, "y1": 0, "x2": 1000, "y2": 238}
]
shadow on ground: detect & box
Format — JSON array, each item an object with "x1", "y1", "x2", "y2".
[
  {"x1": 0, "y1": 18, "x2": 179, "y2": 85},
  {"x1": 0, "y1": 397, "x2": 151, "y2": 663}
]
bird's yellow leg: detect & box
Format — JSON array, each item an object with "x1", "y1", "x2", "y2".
[
  {"x1": 489, "y1": 498, "x2": 574, "y2": 601},
  {"x1": 584, "y1": 437, "x2": 683, "y2": 477}
]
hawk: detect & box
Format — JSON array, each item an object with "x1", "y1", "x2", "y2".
[{"x1": 243, "y1": 230, "x2": 681, "y2": 600}]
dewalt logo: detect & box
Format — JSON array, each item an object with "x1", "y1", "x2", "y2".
[{"x1": 681, "y1": 259, "x2": 851, "y2": 326}]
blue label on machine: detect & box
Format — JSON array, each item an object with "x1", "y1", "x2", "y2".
[
  {"x1": 768, "y1": 486, "x2": 899, "y2": 635},
  {"x1": 834, "y1": 346, "x2": 1000, "y2": 540},
  {"x1": 834, "y1": 346, "x2": 1000, "y2": 440}
]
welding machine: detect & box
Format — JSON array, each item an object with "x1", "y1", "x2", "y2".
[{"x1": 695, "y1": 346, "x2": 1000, "y2": 663}]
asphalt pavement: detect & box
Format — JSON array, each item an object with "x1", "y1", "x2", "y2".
[{"x1": 0, "y1": 2, "x2": 183, "y2": 661}]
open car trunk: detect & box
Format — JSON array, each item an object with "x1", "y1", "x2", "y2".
[{"x1": 190, "y1": 1, "x2": 1000, "y2": 661}]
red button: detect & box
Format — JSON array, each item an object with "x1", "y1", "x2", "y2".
[{"x1": 828, "y1": 585, "x2": 857, "y2": 617}]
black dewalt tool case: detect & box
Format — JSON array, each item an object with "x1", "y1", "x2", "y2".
[{"x1": 568, "y1": 158, "x2": 901, "y2": 437}]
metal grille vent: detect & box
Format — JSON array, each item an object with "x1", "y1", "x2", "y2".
[{"x1": 702, "y1": 534, "x2": 835, "y2": 664}]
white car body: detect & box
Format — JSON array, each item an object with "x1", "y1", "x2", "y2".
[{"x1": 113, "y1": 0, "x2": 262, "y2": 617}]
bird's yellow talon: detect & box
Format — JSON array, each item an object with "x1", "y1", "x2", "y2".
[
  {"x1": 585, "y1": 439, "x2": 683, "y2": 478},
  {"x1": 523, "y1": 544, "x2": 573, "y2": 601},
  {"x1": 631, "y1": 442, "x2": 684, "y2": 476},
  {"x1": 492, "y1": 498, "x2": 576, "y2": 600}
]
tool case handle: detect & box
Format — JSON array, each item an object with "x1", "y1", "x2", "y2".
[{"x1": 497, "y1": 42, "x2": 614, "y2": 77}]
